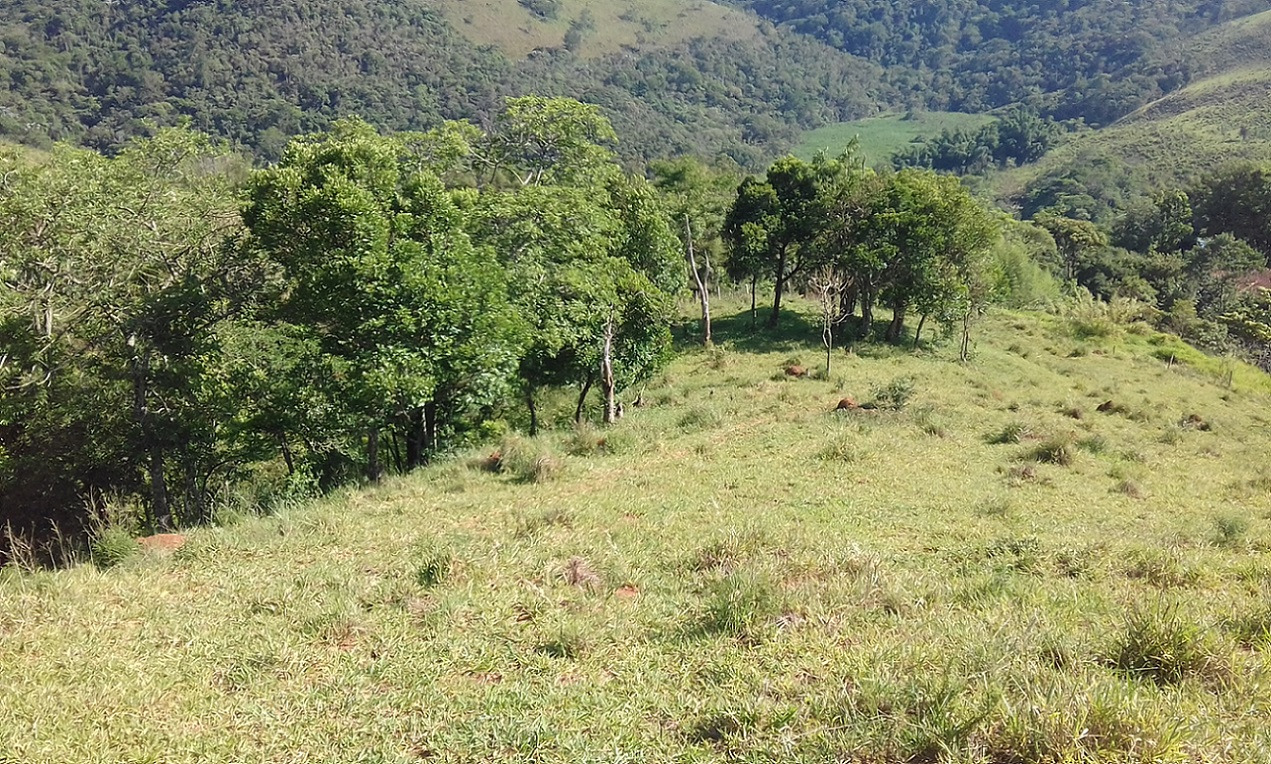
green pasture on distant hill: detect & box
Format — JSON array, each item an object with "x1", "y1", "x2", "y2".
[{"x1": 794, "y1": 112, "x2": 994, "y2": 166}]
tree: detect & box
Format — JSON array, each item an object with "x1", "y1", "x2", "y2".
[
  {"x1": 244, "y1": 118, "x2": 522, "y2": 477},
  {"x1": 1036, "y1": 215, "x2": 1108, "y2": 283},
  {"x1": 724, "y1": 154, "x2": 857, "y2": 327},
  {"x1": 0, "y1": 128, "x2": 244, "y2": 539}
]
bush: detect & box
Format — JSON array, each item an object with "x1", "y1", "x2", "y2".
[
  {"x1": 90, "y1": 526, "x2": 137, "y2": 570},
  {"x1": 869, "y1": 377, "x2": 915, "y2": 411},
  {"x1": 496, "y1": 434, "x2": 562, "y2": 483}
]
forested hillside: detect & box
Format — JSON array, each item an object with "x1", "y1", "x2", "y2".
[
  {"x1": 0, "y1": 0, "x2": 886, "y2": 165},
  {"x1": 724, "y1": 0, "x2": 1271, "y2": 124}
]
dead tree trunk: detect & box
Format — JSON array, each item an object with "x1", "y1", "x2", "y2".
[
  {"x1": 685, "y1": 215, "x2": 712, "y2": 347},
  {"x1": 601, "y1": 315, "x2": 617, "y2": 425}
]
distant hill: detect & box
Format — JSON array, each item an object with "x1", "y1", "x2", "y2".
[
  {"x1": 997, "y1": 9, "x2": 1271, "y2": 219},
  {"x1": 0, "y1": 0, "x2": 888, "y2": 166}
]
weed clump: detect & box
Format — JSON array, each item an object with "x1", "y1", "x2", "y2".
[
  {"x1": 413, "y1": 540, "x2": 454, "y2": 588},
  {"x1": 495, "y1": 434, "x2": 562, "y2": 483},
  {"x1": 1026, "y1": 434, "x2": 1077, "y2": 466},
  {"x1": 986, "y1": 422, "x2": 1030, "y2": 445},
  {"x1": 1107, "y1": 602, "x2": 1226, "y2": 685},
  {"x1": 818, "y1": 435, "x2": 868, "y2": 464},
  {"x1": 699, "y1": 570, "x2": 781, "y2": 638},
  {"x1": 515, "y1": 507, "x2": 573, "y2": 538},
  {"x1": 90, "y1": 527, "x2": 138, "y2": 570},
  {"x1": 678, "y1": 405, "x2": 723, "y2": 432},
  {"x1": 1212, "y1": 512, "x2": 1249, "y2": 548}
]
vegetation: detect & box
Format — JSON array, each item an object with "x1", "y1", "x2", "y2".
[
  {"x1": 5, "y1": 300, "x2": 1271, "y2": 761},
  {"x1": 0, "y1": 97, "x2": 681, "y2": 552}
]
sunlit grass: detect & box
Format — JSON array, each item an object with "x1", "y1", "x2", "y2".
[{"x1": 3, "y1": 297, "x2": 1271, "y2": 761}]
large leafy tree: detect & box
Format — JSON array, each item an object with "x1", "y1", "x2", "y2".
[
  {"x1": 0, "y1": 128, "x2": 244, "y2": 537},
  {"x1": 724, "y1": 154, "x2": 857, "y2": 327},
  {"x1": 244, "y1": 118, "x2": 522, "y2": 478},
  {"x1": 466, "y1": 100, "x2": 679, "y2": 431}
]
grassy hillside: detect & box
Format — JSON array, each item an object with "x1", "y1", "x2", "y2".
[
  {"x1": 6, "y1": 300, "x2": 1271, "y2": 762},
  {"x1": 794, "y1": 111, "x2": 993, "y2": 166},
  {"x1": 998, "y1": 9, "x2": 1271, "y2": 205},
  {"x1": 434, "y1": 0, "x2": 761, "y2": 59}
]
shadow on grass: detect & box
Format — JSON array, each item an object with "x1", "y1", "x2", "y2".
[{"x1": 676, "y1": 304, "x2": 928, "y2": 356}]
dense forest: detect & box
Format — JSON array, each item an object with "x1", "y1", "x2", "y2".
[
  {"x1": 724, "y1": 0, "x2": 1271, "y2": 124},
  {"x1": 0, "y1": 0, "x2": 886, "y2": 166}
]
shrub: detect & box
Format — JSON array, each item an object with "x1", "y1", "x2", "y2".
[
  {"x1": 90, "y1": 526, "x2": 137, "y2": 570},
  {"x1": 496, "y1": 434, "x2": 562, "y2": 483},
  {"x1": 1107, "y1": 602, "x2": 1225, "y2": 685},
  {"x1": 869, "y1": 377, "x2": 915, "y2": 411}
]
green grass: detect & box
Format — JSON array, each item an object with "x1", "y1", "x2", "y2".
[
  {"x1": 5, "y1": 297, "x2": 1271, "y2": 761},
  {"x1": 794, "y1": 111, "x2": 995, "y2": 166},
  {"x1": 434, "y1": 0, "x2": 761, "y2": 59}
]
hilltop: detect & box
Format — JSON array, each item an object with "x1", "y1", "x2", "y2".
[{"x1": 5, "y1": 299, "x2": 1271, "y2": 762}]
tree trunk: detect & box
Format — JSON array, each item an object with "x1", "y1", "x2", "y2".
[
  {"x1": 769, "y1": 248, "x2": 787, "y2": 327},
  {"x1": 750, "y1": 275, "x2": 758, "y2": 327},
  {"x1": 574, "y1": 376, "x2": 594, "y2": 423},
  {"x1": 424, "y1": 401, "x2": 437, "y2": 456},
  {"x1": 859, "y1": 285, "x2": 875, "y2": 340},
  {"x1": 406, "y1": 407, "x2": 425, "y2": 469},
  {"x1": 601, "y1": 316, "x2": 617, "y2": 425},
  {"x1": 840, "y1": 282, "x2": 859, "y2": 321},
  {"x1": 885, "y1": 298, "x2": 907, "y2": 343},
  {"x1": 913, "y1": 314, "x2": 928, "y2": 349},
  {"x1": 148, "y1": 444, "x2": 171, "y2": 531},
  {"x1": 525, "y1": 388, "x2": 539, "y2": 436},
  {"x1": 685, "y1": 215, "x2": 712, "y2": 347},
  {"x1": 960, "y1": 311, "x2": 973, "y2": 362},
  {"x1": 367, "y1": 427, "x2": 381, "y2": 483},
  {"x1": 278, "y1": 433, "x2": 295, "y2": 475}
]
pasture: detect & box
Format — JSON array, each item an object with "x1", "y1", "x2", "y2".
[{"x1": 4, "y1": 300, "x2": 1271, "y2": 762}]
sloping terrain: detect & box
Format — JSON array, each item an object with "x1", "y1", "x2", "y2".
[
  {"x1": 998, "y1": 9, "x2": 1271, "y2": 210},
  {"x1": 5, "y1": 301, "x2": 1271, "y2": 762}
]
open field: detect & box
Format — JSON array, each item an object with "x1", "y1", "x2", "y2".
[
  {"x1": 794, "y1": 112, "x2": 994, "y2": 167},
  {"x1": 4, "y1": 300, "x2": 1271, "y2": 762},
  {"x1": 431, "y1": 0, "x2": 761, "y2": 59}
]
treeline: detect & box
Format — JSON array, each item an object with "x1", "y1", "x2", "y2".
[
  {"x1": 893, "y1": 107, "x2": 1064, "y2": 175},
  {"x1": 723, "y1": 0, "x2": 1270, "y2": 123},
  {"x1": 1028, "y1": 163, "x2": 1271, "y2": 363},
  {"x1": 722, "y1": 153, "x2": 1055, "y2": 355},
  {"x1": 0, "y1": 97, "x2": 685, "y2": 556},
  {"x1": 0, "y1": 0, "x2": 886, "y2": 167}
]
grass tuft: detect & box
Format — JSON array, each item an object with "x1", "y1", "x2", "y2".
[{"x1": 1107, "y1": 601, "x2": 1226, "y2": 685}]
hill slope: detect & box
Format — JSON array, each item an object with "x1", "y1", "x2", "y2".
[
  {"x1": 999, "y1": 9, "x2": 1271, "y2": 216},
  {"x1": 5, "y1": 302, "x2": 1271, "y2": 761},
  {"x1": 0, "y1": 0, "x2": 887, "y2": 165}
]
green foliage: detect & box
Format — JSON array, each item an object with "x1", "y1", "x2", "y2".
[
  {"x1": 90, "y1": 527, "x2": 138, "y2": 570},
  {"x1": 869, "y1": 377, "x2": 915, "y2": 411},
  {"x1": 496, "y1": 435, "x2": 563, "y2": 484},
  {"x1": 698, "y1": 569, "x2": 781, "y2": 638},
  {"x1": 894, "y1": 106, "x2": 1063, "y2": 174}
]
